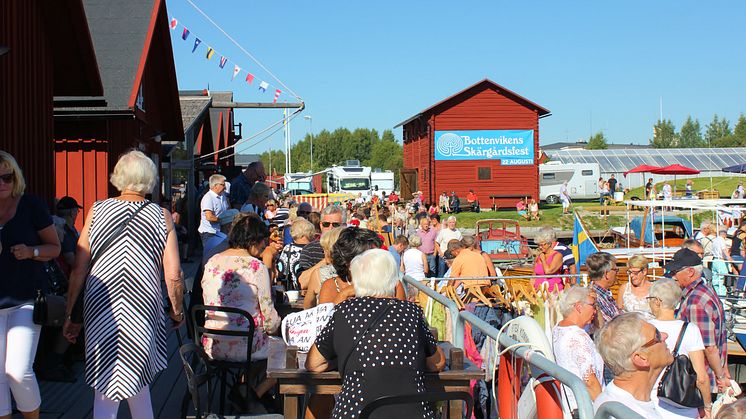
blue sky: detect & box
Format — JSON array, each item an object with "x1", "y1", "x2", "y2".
[{"x1": 166, "y1": 0, "x2": 746, "y2": 155}]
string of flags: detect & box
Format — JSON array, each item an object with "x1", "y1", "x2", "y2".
[{"x1": 170, "y1": 17, "x2": 283, "y2": 103}]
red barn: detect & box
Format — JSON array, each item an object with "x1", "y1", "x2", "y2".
[{"x1": 397, "y1": 79, "x2": 550, "y2": 209}]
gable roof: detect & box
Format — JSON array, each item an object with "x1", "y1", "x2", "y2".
[
  {"x1": 395, "y1": 78, "x2": 551, "y2": 128},
  {"x1": 61, "y1": 0, "x2": 156, "y2": 111},
  {"x1": 179, "y1": 95, "x2": 212, "y2": 134}
]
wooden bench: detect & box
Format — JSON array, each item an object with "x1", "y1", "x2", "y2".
[{"x1": 489, "y1": 194, "x2": 531, "y2": 211}]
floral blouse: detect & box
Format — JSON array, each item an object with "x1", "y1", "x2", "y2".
[{"x1": 201, "y1": 254, "x2": 281, "y2": 361}]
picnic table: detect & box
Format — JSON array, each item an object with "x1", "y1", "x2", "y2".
[{"x1": 266, "y1": 338, "x2": 484, "y2": 418}]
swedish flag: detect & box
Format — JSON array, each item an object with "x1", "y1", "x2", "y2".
[{"x1": 573, "y1": 212, "x2": 599, "y2": 267}]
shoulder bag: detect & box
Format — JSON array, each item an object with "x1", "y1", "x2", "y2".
[
  {"x1": 33, "y1": 202, "x2": 153, "y2": 326},
  {"x1": 657, "y1": 322, "x2": 705, "y2": 409}
]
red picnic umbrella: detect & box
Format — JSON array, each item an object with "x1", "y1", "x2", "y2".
[
  {"x1": 624, "y1": 165, "x2": 662, "y2": 199},
  {"x1": 650, "y1": 164, "x2": 700, "y2": 196},
  {"x1": 623, "y1": 164, "x2": 662, "y2": 177}
]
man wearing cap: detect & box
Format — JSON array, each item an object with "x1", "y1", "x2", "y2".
[
  {"x1": 669, "y1": 248, "x2": 729, "y2": 394},
  {"x1": 56, "y1": 196, "x2": 83, "y2": 271}
]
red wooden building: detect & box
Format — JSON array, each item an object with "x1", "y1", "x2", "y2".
[
  {"x1": 1, "y1": 0, "x2": 103, "y2": 204},
  {"x1": 397, "y1": 79, "x2": 551, "y2": 209},
  {"x1": 54, "y1": 0, "x2": 183, "y2": 229}
]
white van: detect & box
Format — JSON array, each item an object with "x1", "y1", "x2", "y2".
[{"x1": 539, "y1": 162, "x2": 600, "y2": 204}]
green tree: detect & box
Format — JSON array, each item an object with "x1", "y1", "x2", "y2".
[
  {"x1": 678, "y1": 116, "x2": 704, "y2": 148},
  {"x1": 649, "y1": 119, "x2": 678, "y2": 148},
  {"x1": 704, "y1": 114, "x2": 732, "y2": 147},
  {"x1": 733, "y1": 114, "x2": 746, "y2": 146},
  {"x1": 259, "y1": 149, "x2": 286, "y2": 175},
  {"x1": 367, "y1": 129, "x2": 403, "y2": 188},
  {"x1": 586, "y1": 131, "x2": 608, "y2": 149}
]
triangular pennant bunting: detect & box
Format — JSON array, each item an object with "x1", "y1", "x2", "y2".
[
  {"x1": 219, "y1": 56, "x2": 228, "y2": 68},
  {"x1": 170, "y1": 18, "x2": 178, "y2": 30},
  {"x1": 245, "y1": 73, "x2": 255, "y2": 84},
  {"x1": 206, "y1": 47, "x2": 215, "y2": 60},
  {"x1": 273, "y1": 89, "x2": 282, "y2": 103},
  {"x1": 258, "y1": 81, "x2": 269, "y2": 92},
  {"x1": 192, "y1": 38, "x2": 202, "y2": 53},
  {"x1": 232, "y1": 65, "x2": 241, "y2": 80},
  {"x1": 181, "y1": 27, "x2": 190, "y2": 40}
]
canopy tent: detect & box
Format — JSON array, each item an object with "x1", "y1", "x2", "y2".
[{"x1": 722, "y1": 164, "x2": 746, "y2": 174}]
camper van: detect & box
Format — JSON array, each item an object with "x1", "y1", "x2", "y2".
[
  {"x1": 326, "y1": 160, "x2": 373, "y2": 199},
  {"x1": 370, "y1": 170, "x2": 395, "y2": 198},
  {"x1": 539, "y1": 162, "x2": 600, "y2": 204}
]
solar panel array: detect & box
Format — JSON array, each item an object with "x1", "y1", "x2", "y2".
[{"x1": 546, "y1": 147, "x2": 746, "y2": 173}]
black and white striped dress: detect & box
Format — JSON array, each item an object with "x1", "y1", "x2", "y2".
[{"x1": 84, "y1": 199, "x2": 168, "y2": 401}]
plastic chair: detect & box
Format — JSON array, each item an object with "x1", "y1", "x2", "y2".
[
  {"x1": 191, "y1": 304, "x2": 256, "y2": 414},
  {"x1": 358, "y1": 391, "x2": 473, "y2": 419}
]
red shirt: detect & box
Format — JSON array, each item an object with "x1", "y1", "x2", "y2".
[{"x1": 466, "y1": 192, "x2": 477, "y2": 203}]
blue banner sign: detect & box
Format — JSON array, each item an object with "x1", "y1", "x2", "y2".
[{"x1": 434, "y1": 129, "x2": 535, "y2": 165}]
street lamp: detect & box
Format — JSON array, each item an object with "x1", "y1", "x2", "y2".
[{"x1": 304, "y1": 115, "x2": 313, "y2": 171}]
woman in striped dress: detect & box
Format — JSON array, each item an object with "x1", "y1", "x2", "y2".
[{"x1": 63, "y1": 150, "x2": 185, "y2": 419}]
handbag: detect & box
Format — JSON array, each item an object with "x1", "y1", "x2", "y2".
[
  {"x1": 656, "y1": 322, "x2": 704, "y2": 409},
  {"x1": 31, "y1": 260, "x2": 71, "y2": 327},
  {"x1": 34, "y1": 201, "x2": 152, "y2": 326}
]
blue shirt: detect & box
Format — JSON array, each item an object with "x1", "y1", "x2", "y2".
[{"x1": 388, "y1": 246, "x2": 401, "y2": 268}]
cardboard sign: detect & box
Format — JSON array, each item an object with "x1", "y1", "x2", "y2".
[{"x1": 281, "y1": 303, "x2": 335, "y2": 353}]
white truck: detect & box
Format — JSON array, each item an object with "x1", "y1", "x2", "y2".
[
  {"x1": 539, "y1": 161, "x2": 601, "y2": 204},
  {"x1": 283, "y1": 172, "x2": 314, "y2": 194},
  {"x1": 326, "y1": 160, "x2": 373, "y2": 199},
  {"x1": 370, "y1": 170, "x2": 395, "y2": 198}
]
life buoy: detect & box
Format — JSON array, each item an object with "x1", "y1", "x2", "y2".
[{"x1": 497, "y1": 316, "x2": 565, "y2": 419}]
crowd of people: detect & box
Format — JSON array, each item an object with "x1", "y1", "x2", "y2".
[{"x1": 3, "y1": 147, "x2": 746, "y2": 418}]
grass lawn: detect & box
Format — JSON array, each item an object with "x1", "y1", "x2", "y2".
[
  {"x1": 454, "y1": 203, "x2": 626, "y2": 231},
  {"x1": 624, "y1": 175, "x2": 742, "y2": 199}
]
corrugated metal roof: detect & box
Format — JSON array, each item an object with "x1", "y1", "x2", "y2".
[{"x1": 395, "y1": 78, "x2": 551, "y2": 128}]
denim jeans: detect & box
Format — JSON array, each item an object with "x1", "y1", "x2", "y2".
[{"x1": 426, "y1": 254, "x2": 438, "y2": 278}]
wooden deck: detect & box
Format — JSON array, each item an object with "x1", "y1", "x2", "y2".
[{"x1": 22, "y1": 259, "x2": 201, "y2": 419}]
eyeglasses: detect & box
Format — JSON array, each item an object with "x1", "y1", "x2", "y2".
[
  {"x1": 640, "y1": 328, "x2": 663, "y2": 348},
  {"x1": 0, "y1": 174, "x2": 14, "y2": 184},
  {"x1": 321, "y1": 221, "x2": 342, "y2": 228},
  {"x1": 627, "y1": 269, "x2": 644, "y2": 276}
]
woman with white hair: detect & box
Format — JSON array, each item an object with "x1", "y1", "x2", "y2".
[
  {"x1": 63, "y1": 150, "x2": 185, "y2": 418},
  {"x1": 401, "y1": 234, "x2": 428, "y2": 280},
  {"x1": 306, "y1": 249, "x2": 445, "y2": 418},
  {"x1": 552, "y1": 286, "x2": 604, "y2": 412},
  {"x1": 648, "y1": 279, "x2": 711, "y2": 418}
]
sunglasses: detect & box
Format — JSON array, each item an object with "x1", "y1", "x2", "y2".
[
  {"x1": 321, "y1": 222, "x2": 342, "y2": 228},
  {"x1": 0, "y1": 174, "x2": 14, "y2": 184},
  {"x1": 640, "y1": 328, "x2": 663, "y2": 348}
]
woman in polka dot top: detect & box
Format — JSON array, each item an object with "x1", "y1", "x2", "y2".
[{"x1": 306, "y1": 249, "x2": 446, "y2": 418}]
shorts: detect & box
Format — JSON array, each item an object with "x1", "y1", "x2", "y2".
[
  {"x1": 518, "y1": 210, "x2": 527, "y2": 216},
  {"x1": 561, "y1": 200, "x2": 570, "y2": 209}
]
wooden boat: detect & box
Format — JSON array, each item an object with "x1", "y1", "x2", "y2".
[
  {"x1": 608, "y1": 213, "x2": 692, "y2": 249},
  {"x1": 475, "y1": 219, "x2": 532, "y2": 266}
]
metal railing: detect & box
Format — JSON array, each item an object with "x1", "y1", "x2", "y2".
[
  {"x1": 594, "y1": 401, "x2": 644, "y2": 419},
  {"x1": 401, "y1": 274, "x2": 643, "y2": 419}
]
